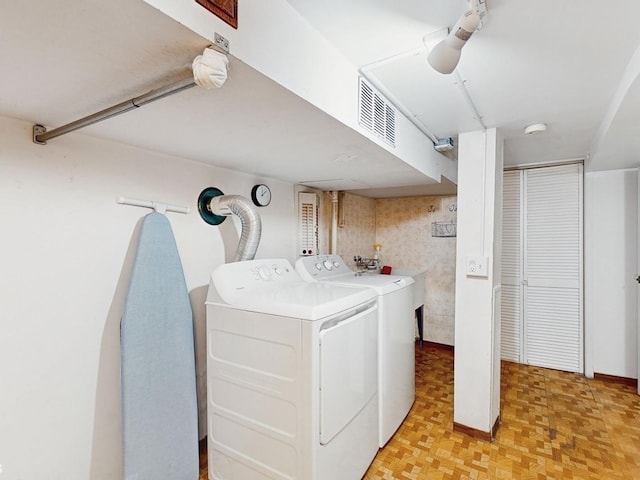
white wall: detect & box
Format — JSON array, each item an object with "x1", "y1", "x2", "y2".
[
  {"x1": 0, "y1": 115, "x2": 297, "y2": 480},
  {"x1": 584, "y1": 168, "x2": 638, "y2": 379},
  {"x1": 453, "y1": 129, "x2": 502, "y2": 434}
]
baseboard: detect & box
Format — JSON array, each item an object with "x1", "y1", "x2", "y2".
[
  {"x1": 453, "y1": 416, "x2": 500, "y2": 443},
  {"x1": 594, "y1": 372, "x2": 638, "y2": 388}
]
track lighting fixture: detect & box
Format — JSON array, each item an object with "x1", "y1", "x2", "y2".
[{"x1": 427, "y1": 0, "x2": 481, "y2": 74}]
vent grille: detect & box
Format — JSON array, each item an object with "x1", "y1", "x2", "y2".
[
  {"x1": 298, "y1": 192, "x2": 319, "y2": 256},
  {"x1": 359, "y1": 77, "x2": 396, "y2": 147}
]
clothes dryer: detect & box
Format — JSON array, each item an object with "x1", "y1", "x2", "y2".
[
  {"x1": 295, "y1": 254, "x2": 415, "y2": 447},
  {"x1": 205, "y1": 258, "x2": 379, "y2": 480}
]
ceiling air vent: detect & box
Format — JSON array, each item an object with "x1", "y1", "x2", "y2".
[{"x1": 358, "y1": 76, "x2": 396, "y2": 147}]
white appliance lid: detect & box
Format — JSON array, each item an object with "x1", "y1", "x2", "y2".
[
  {"x1": 206, "y1": 258, "x2": 377, "y2": 320},
  {"x1": 311, "y1": 274, "x2": 414, "y2": 295}
]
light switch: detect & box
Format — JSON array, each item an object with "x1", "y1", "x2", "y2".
[{"x1": 466, "y1": 255, "x2": 489, "y2": 277}]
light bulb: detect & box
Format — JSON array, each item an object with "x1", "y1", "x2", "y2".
[
  {"x1": 427, "y1": 8, "x2": 480, "y2": 74},
  {"x1": 427, "y1": 39, "x2": 462, "y2": 74}
]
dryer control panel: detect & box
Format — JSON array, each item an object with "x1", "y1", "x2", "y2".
[{"x1": 296, "y1": 254, "x2": 350, "y2": 281}]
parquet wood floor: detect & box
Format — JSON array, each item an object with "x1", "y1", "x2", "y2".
[{"x1": 199, "y1": 342, "x2": 640, "y2": 479}]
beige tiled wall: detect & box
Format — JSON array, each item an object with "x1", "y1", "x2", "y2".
[
  {"x1": 326, "y1": 192, "x2": 457, "y2": 346},
  {"x1": 334, "y1": 192, "x2": 377, "y2": 268},
  {"x1": 374, "y1": 195, "x2": 457, "y2": 346}
]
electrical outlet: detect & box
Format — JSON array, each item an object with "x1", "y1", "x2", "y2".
[
  {"x1": 214, "y1": 32, "x2": 230, "y2": 53},
  {"x1": 466, "y1": 255, "x2": 489, "y2": 277}
]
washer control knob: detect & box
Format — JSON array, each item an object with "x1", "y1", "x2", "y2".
[
  {"x1": 315, "y1": 263, "x2": 323, "y2": 270},
  {"x1": 323, "y1": 260, "x2": 333, "y2": 270},
  {"x1": 333, "y1": 261, "x2": 340, "y2": 268},
  {"x1": 274, "y1": 267, "x2": 283, "y2": 276},
  {"x1": 258, "y1": 266, "x2": 272, "y2": 281}
]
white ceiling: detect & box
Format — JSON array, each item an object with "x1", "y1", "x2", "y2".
[
  {"x1": 287, "y1": 0, "x2": 640, "y2": 170},
  {"x1": 2, "y1": 0, "x2": 640, "y2": 198}
]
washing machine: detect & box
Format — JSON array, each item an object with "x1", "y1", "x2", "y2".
[
  {"x1": 296, "y1": 254, "x2": 415, "y2": 447},
  {"x1": 205, "y1": 258, "x2": 379, "y2": 480}
]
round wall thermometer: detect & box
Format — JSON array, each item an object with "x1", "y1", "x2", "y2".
[{"x1": 251, "y1": 184, "x2": 271, "y2": 207}]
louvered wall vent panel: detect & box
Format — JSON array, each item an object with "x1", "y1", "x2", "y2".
[
  {"x1": 359, "y1": 77, "x2": 396, "y2": 147},
  {"x1": 298, "y1": 192, "x2": 319, "y2": 256}
]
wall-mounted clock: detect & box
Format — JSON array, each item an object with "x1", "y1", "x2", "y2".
[{"x1": 251, "y1": 184, "x2": 271, "y2": 207}]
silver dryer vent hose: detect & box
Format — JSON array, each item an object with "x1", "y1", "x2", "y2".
[{"x1": 209, "y1": 195, "x2": 262, "y2": 262}]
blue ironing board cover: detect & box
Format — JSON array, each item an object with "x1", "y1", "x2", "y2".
[{"x1": 121, "y1": 212, "x2": 198, "y2": 480}]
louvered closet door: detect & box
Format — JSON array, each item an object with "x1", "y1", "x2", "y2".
[
  {"x1": 501, "y1": 171, "x2": 523, "y2": 362},
  {"x1": 524, "y1": 164, "x2": 583, "y2": 373}
]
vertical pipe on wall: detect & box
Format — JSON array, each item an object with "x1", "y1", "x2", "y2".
[
  {"x1": 329, "y1": 191, "x2": 339, "y2": 254},
  {"x1": 338, "y1": 191, "x2": 346, "y2": 228}
]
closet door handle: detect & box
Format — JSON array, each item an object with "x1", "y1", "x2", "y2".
[{"x1": 636, "y1": 275, "x2": 640, "y2": 284}]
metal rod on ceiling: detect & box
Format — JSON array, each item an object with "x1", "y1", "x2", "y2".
[{"x1": 33, "y1": 75, "x2": 196, "y2": 145}]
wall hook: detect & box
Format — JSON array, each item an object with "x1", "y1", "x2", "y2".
[{"x1": 117, "y1": 196, "x2": 190, "y2": 214}]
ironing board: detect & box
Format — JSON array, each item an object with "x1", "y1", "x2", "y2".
[{"x1": 121, "y1": 212, "x2": 198, "y2": 480}]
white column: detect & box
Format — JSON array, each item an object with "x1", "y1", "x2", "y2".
[{"x1": 453, "y1": 128, "x2": 503, "y2": 436}]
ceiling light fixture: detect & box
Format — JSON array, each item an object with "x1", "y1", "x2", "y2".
[
  {"x1": 427, "y1": 0, "x2": 481, "y2": 74},
  {"x1": 422, "y1": 28, "x2": 449, "y2": 51},
  {"x1": 524, "y1": 123, "x2": 547, "y2": 135}
]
